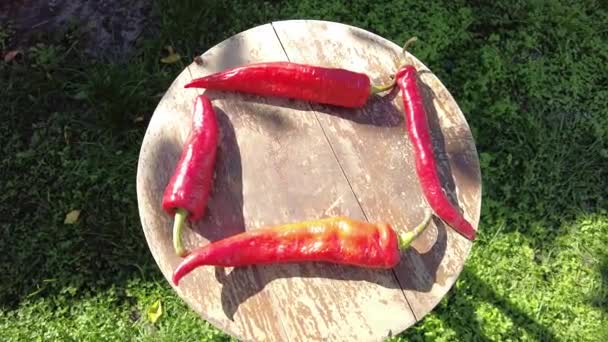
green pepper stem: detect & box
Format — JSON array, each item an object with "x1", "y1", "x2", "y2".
[
  {"x1": 398, "y1": 209, "x2": 433, "y2": 250},
  {"x1": 370, "y1": 79, "x2": 396, "y2": 94},
  {"x1": 373, "y1": 36, "x2": 418, "y2": 91},
  {"x1": 400, "y1": 36, "x2": 418, "y2": 65},
  {"x1": 173, "y1": 208, "x2": 188, "y2": 257}
]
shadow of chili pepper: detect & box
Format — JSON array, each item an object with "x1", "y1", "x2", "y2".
[
  {"x1": 204, "y1": 90, "x2": 298, "y2": 132},
  {"x1": 207, "y1": 86, "x2": 404, "y2": 128},
  {"x1": 417, "y1": 70, "x2": 481, "y2": 190},
  {"x1": 416, "y1": 78, "x2": 461, "y2": 209},
  {"x1": 309, "y1": 87, "x2": 403, "y2": 128},
  {"x1": 188, "y1": 108, "x2": 247, "y2": 242},
  {"x1": 214, "y1": 217, "x2": 447, "y2": 321},
  {"x1": 170, "y1": 104, "x2": 281, "y2": 322},
  {"x1": 395, "y1": 216, "x2": 448, "y2": 294}
]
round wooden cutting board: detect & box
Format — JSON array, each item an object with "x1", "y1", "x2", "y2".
[{"x1": 136, "y1": 20, "x2": 481, "y2": 342}]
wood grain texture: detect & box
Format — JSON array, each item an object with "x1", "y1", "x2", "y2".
[
  {"x1": 136, "y1": 25, "x2": 287, "y2": 342},
  {"x1": 271, "y1": 20, "x2": 482, "y2": 321},
  {"x1": 136, "y1": 20, "x2": 481, "y2": 342},
  {"x1": 186, "y1": 23, "x2": 416, "y2": 342}
]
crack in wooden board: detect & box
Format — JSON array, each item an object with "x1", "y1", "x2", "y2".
[{"x1": 271, "y1": 19, "x2": 482, "y2": 324}]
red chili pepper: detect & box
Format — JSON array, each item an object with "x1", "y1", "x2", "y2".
[
  {"x1": 172, "y1": 210, "x2": 432, "y2": 285},
  {"x1": 395, "y1": 39, "x2": 476, "y2": 241},
  {"x1": 184, "y1": 61, "x2": 394, "y2": 108},
  {"x1": 162, "y1": 95, "x2": 219, "y2": 257}
]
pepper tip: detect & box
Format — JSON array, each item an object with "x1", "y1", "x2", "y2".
[
  {"x1": 465, "y1": 228, "x2": 477, "y2": 241},
  {"x1": 172, "y1": 272, "x2": 181, "y2": 286},
  {"x1": 455, "y1": 218, "x2": 476, "y2": 241}
]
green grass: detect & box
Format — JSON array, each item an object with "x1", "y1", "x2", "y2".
[{"x1": 1, "y1": 0, "x2": 607, "y2": 340}]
